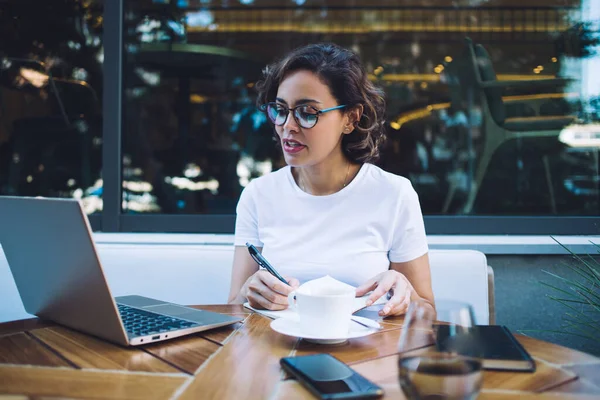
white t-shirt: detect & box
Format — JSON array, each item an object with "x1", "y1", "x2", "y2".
[{"x1": 234, "y1": 163, "x2": 428, "y2": 287}]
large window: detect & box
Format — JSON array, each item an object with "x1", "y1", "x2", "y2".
[
  {"x1": 2, "y1": 0, "x2": 599, "y2": 233},
  {"x1": 121, "y1": 1, "x2": 599, "y2": 222},
  {"x1": 0, "y1": 0, "x2": 104, "y2": 224}
]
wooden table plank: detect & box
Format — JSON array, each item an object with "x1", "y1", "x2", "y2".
[
  {"x1": 553, "y1": 363, "x2": 600, "y2": 395},
  {"x1": 177, "y1": 313, "x2": 298, "y2": 400},
  {"x1": 565, "y1": 363, "x2": 600, "y2": 383},
  {"x1": 483, "y1": 357, "x2": 577, "y2": 392},
  {"x1": 479, "y1": 391, "x2": 600, "y2": 399},
  {"x1": 515, "y1": 335, "x2": 600, "y2": 366},
  {"x1": 336, "y1": 353, "x2": 396, "y2": 389},
  {"x1": 0, "y1": 333, "x2": 71, "y2": 368},
  {"x1": 271, "y1": 380, "x2": 316, "y2": 400},
  {"x1": 0, "y1": 365, "x2": 188, "y2": 400},
  {"x1": 550, "y1": 378, "x2": 600, "y2": 396},
  {"x1": 0, "y1": 319, "x2": 53, "y2": 337},
  {"x1": 294, "y1": 325, "x2": 427, "y2": 366},
  {"x1": 30, "y1": 327, "x2": 179, "y2": 373},
  {"x1": 349, "y1": 352, "x2": 578, "y2": 393},
  {"x1": 273, "y1": 380, "x2": 600, "y2": 400},
  {"x1": 143, "y1": 335, "x2": 222, "y2": 375},
  {"x1": 199, "y1": 318, "x2": 247, "y2": 345},
  {"x1": 0, "y1": 396, "x2": 83, "y2": 400},
  {"x1": 271, "y1": 381, "x2": 600, "y2": 400}
]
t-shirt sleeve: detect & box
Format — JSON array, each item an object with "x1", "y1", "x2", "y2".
[
  {"x1": 388, "y1": 183, "x2": 429, "y2": 263},
  {"x1": 234, "y1": 181, "x2": 263, "y2": 247}
]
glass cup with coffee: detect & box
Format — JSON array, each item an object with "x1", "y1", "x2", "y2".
[{"x1": 397, "y1": 299, "x2": 483, "y2": 400}]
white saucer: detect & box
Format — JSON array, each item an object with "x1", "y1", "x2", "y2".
[{"x1": 270, "y1": 317, "x2": 380, "y2": 344}]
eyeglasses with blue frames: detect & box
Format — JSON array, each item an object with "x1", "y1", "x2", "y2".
[{"x1": 261, "y1": 102, "x2": 347, "y2": 129}]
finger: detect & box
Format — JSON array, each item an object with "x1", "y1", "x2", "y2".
[
  {"x1": 379, "y1": 289, "x2": 406, "y2": 316},
  {"x1": 258, "y1": 271, "x2": 294, "y2": 296},
  {"x1": 396, "y1": 291, "x2": 412, "y2": 315},
  {"x1": 388, "y1": 290, "x2": 412, "y2": 316},
  {"x1": 285, "y1": 276, "x2": 300, "y2": 289},
  {"x1": 258, "y1": 285, "x2": 290, "y2": 306},
  {"x1": 248, "y1": 278, "x2": 290, "y2": 306},
  {"x1": 366, "y1": 274, "x2": 397, "y2": 305},
  {"x1": 355, "y1": 278, "x2": 378, "y2": 297},
  {"x1": 247, "y1": 291, "x2": 288, "y2": 311},
  {"x1": 387, "y1": 279, "x2": 412, "y2": 316},
  {"x1": 247, "y1": 291, "x2": 271, "y2": 309}
]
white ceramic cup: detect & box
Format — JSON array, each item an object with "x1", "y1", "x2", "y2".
[{"x1": 287, "y1": 284, "x2": 356, "y2": 338}]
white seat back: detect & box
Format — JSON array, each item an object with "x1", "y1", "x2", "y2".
[
  {"x1": 429, "y1": 249, "x2": 490, "y2": 324},
  {"x1": 97, "y1": 244, "x2": 235, "y2": 306}
]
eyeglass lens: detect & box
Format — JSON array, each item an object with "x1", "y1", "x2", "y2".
[{"x1": 266, "y1": 103, "x2": 318, "y2": 128}]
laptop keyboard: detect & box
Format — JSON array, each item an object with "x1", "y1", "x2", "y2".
[{"x1": 117, "y1": 303, "x2": 198, "y2": 337}]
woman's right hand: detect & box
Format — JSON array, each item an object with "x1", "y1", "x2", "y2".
[{"x1": 242, "y1": 270, "x2": 299, "y2": 310}]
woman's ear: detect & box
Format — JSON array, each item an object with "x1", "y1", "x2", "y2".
[{"x1": 343, "y1": 104, "x2": 363, "y2": 134}]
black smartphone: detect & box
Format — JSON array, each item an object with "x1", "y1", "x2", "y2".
[{"x1": 280, "y1": 354, "x2": 384, "y2": 399}]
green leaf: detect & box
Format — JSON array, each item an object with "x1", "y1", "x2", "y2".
[
  {"x1": 562, "y1": 317, "x2": 599, "y2": 337},
  {"x1": 542, "y1": 237, "x2": 600, "y2": 343},
  {"x1": 519, "y1": 328, "x2": 598, "y2": 342},
  {"x1": 551, "y1": 237, "x2": 600, "y2": 280},
  {"x1": 548, "y1": 296, "x2": 589, "y2": 305},
  {"x1": 540, "y1": 280, "x2": 577, "y2": 299},
  {"x1": 543, "y1": 271, "x2": 600, "y2": 304}
]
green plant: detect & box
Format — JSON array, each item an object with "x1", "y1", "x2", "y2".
[{"x1": 540, "y1": 237, "x2": 600, "y2": 343}]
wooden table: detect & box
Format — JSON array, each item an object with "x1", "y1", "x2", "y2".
[{"x1": 1, "y1": 304, "x2": 599, "y2": 399}]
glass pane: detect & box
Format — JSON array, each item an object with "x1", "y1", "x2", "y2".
[
  {"x1": 0, "y1": 0, "x2": 104, "y2": 215},
  {"x1": 123, "y1": 0, "x2": 599, "y2": 216}
]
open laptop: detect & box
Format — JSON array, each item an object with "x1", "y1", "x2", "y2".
[{"x1": 0, "y1": 196, "x2": 243, "y2": 346}]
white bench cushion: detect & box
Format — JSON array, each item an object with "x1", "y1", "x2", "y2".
[
  {"x1": 0, "y1": 240, "x2": 490, "y2": 324},
  {"x1": 429, "y1": 249, "x2": 490, "y2": 324}
]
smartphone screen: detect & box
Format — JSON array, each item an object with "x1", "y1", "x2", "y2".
[{"x1": 280, "y1": 354, "x2": 384, "y2": 399}]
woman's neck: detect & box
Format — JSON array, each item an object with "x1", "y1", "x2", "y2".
[{"x1": 293, "y1": 156, "x2": 359, "y2": 196}]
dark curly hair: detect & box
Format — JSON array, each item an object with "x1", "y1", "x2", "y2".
[{"x1": 255, "y1": 43, "x2": 387, "y2": 163}]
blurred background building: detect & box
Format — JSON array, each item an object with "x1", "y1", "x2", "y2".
[{"x1": 0, "y1": 0, "x2": 599, "y2": 229}]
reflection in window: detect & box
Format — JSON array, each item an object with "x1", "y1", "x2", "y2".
[
  {"x1": 122, "y1": 0, "x2": 599, "y2": 216},
  {"x1": 0, "y1": 0, "x2": 104, "y2": 215}
]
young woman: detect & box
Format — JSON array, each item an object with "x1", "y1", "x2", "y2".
[{"x1": 228, "y1": 43, "x2": 434, "y2": 317}]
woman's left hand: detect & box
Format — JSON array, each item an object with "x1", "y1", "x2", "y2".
[{"x1": 355, "y1": 270, "x2": 415, "y2": 317}]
